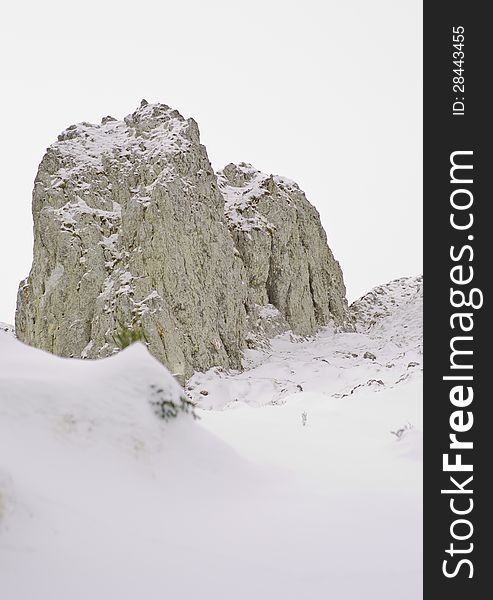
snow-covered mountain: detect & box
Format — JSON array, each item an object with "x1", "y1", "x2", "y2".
[{"x1": 0, "y1": 276, "x2": 422, "y2": 600}]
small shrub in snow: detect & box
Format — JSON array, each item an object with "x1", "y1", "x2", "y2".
[
  {"x1": 390, "y1": 422, "x2": 413, "y2": 441},
  {"x1": 113, "y1": 325, "x2": 146, "y2": 350},
  {"x1": 301, "y1": 411, "x2": 308, "y2": 427},
  {"x1": 149, "y1": 384, "x2": 198, "y2": 422}
]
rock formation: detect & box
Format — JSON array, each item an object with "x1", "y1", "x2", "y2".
[
  {"x1": 350, "y1": 275, "x2": 423, "y2": 357},
  {"x1": 16, "y1": 101, "x2": 349, "y2": 377},
  {"x1": 218, "y1": 163, "x2": 348, "y2": 334}
]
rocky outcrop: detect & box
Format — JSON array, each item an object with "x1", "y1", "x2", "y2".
[
  {"x1": 350, "y1": 276, "x2": 423, "y2": 362},
  {"x1": 219, "y1": 163, "x2": 348, "y2": 335},
  {"x1": 350, "y1": 276, "x2": 423, "y2": 333},
  {"x1": 16, "y1": 101, "x2": 349, "y2": 377}
]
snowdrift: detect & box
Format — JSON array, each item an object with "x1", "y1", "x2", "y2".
[{"x1": 1, "y1": 277, "x2": 422, "y2": 599}]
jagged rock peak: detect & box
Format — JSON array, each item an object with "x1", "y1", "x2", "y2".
[
  {"x1": 53, "y1": 102, "x2": 198, "y2": 171},
  {"x1": 218, "y1": 162, "x2": 350, "y2": 334},
  {"x1": 218, "y1": 162, "x2": 300, "y2": 233},
  {"x1": 219, "y1": 162, "x2": 300, "y2": 192}
]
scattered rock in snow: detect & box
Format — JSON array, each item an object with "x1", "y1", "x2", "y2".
[
  {"x1": 350, "y1": 275, "x2": 422, "y2": 335},
  {"x1": 0, "y1": 322, "x2": 15, "y2": 337}
]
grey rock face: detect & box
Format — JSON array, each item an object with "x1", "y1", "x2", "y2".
[
  {"x1": 219, "y1": 163, "x2": 349, "y2": 335},
  {"x1": 16, "y1": 102, "x2": 247, "y2": 378},
  {"x1": 16, "y1": 103, "x2": 349, "y2": 376}
]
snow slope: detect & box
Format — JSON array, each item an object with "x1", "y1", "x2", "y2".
[
  {"x1": 0, "y1": 277, "x2": 422, "y2": 600},
  {"x1": 188, "y1": 275, "x2": 423, "y2": 408}
]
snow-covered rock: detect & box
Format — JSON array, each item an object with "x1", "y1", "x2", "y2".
[
  {"x1": 15, "y1": 102, "x2": 349, "y2": 376},
  {"x1": 16, "y1": 101, "x2": 248, "y2": 378},
  {"x1": 350, "y1": 275, "x2": 423, "y2": 334}
]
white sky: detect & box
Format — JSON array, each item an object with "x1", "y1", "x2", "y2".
[{"x1": 0, "y1": 0, "x2": 422, "y2": 324}]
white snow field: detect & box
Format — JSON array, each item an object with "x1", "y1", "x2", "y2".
[{"x1": 0, "y1": 277, "x2": 422, "y2": 600}]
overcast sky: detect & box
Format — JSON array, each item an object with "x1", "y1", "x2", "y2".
[{"x1": 0, "y1": 0, "x2": 422, "y2": 324}]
